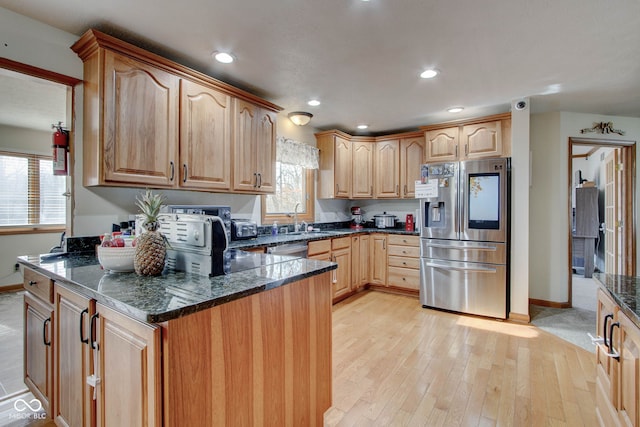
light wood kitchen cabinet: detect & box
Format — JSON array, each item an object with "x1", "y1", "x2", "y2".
[
  {"x1": 387, "y1": 235, "x2": 420, "y2": 291},
  {"x1": 94, "y1": 49, "x2": 179, "y2": 187},
  {"x1": 618, "y1": 310, "x2": 640, "y2": 427},
  {"x1": 424, "y1": 127, "x2": 459, "y2": 162},
  {"x1": 24, "y1": 291, "x2": 54, "y2": 419},
  {"x1": 308, "y1": 239, "x2": 332, "y2": 261},
  {"x1": 370, "y1": 234, "x2": 388, "y2": 285},
  {"x1": 179, "y1": 79, "x2": 232, "y2": 191},
  {"x1": 233, "y1": 99, "x2": 276, "y2": 193},
  {"x1": 54, "y1": 285, "x2": 95, "y2": 427},
  {"x1": 422, "y1": 113, "x2": 512, "y2": 162},
  {"x1": 23, "y1": 267, "x2": 54, "y2": 418},
  {"x1": 351, "y1": 235, "x2": 370, "y2": 290},
  {"x1": 375, "y1": 139, "x2": 400, "y2": 198},
  {"x1": 352, "y1": 140, "x2": 374, "y2": 198},
  {"x1": 316, "y1": 130, "x2": 353, "y2": 199},
  {"x1": 332, "y1": 237, "x2": 352, "y2": 300},
  {"x1": 595, "y1": 289, "x2": 620, "y2": 427},
  {"x1": 94, "y1": 303, "x2": 161, "y2": 427},
  {"x1": 72, "y1": 29, "x2": 281, "y2": 193},
  {"x1": 399, "y1": 136, "x2": 425, "y2": 198}
]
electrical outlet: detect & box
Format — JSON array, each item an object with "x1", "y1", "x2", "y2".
[{"x1": 14, "y1": 263, "x2": 19, "y2": 272}]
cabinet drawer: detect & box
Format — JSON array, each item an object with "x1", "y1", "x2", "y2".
[
  {"x1": 23, "y1": 268, "x2": 53, "y2": 303},
  {"x1": 388, "y1": 256, "x2": 420, "y2": 269},
  {"x1": 387, "y1": 234, "x2": 419, "y2": 246},
  {"x1": 387, "y1": 266, "x2": 420, "y2": 290},
  {"x1": 308, "y1": 239, "x2": 331, "y2": 256},
  {"x1": 331, "y1": 237, "x2": 351, "y2": 251},
  {"x1": 387, "y1": 245, "x2": 420, "y2": 258}
]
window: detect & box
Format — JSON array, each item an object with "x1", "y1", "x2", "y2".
[
  {"x1": 263, "y1": 162, "x2": 314, "y2": 224},
  {"x1": 262, "y1": 137, "x2": 318, "y2": 225},
  {"x1": 0, "y1": 151, "x2": 66, "y2": 228}
]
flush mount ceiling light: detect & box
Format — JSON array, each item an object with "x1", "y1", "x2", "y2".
[
  {"x1": 420, "y1": 69, "x2": 439, "y2": 79},
  {"x1": 357, "y1": 124, "x2": 369, "y2": 130},
  {"x1": 307, "y1": 99, "x2": 321, "y2": 106},
  {"x1": 288, "y1": 111, "x2": 313, "y2": 126},
  {"x1": 212, "y1": 51, "x2": 234, "y2": 64},
  {"x1": 447, "y1": 107, "x2": 464, "y2": 113}
]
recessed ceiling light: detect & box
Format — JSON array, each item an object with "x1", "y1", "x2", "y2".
[
  {"x1": 447, "y1": 107, "x2": 464, "y2": 113},
  {"x1": 212, "y1": 51, "x2": 234, "y2": 64},
  {"x1": 357, "y1": 124, "x2": 369, "y2": 130},
  {"x1": 308, "y1": 99, "x2": 321, "y2": 106},
  {"x1": 420, "y1": 69, "x2": 439, "y2": 79}
]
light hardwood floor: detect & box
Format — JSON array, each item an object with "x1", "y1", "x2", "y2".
[{"x1": 326, "y1": 291, "x2": 597, "y2": 427}]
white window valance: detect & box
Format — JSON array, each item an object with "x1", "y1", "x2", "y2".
[{"x1": 276, "y1": 136, "x2": 319, "y2": 169}]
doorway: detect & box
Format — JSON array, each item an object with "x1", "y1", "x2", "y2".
[{"x1": 568, "y1": 137, "x2": 636, "y2": 307}]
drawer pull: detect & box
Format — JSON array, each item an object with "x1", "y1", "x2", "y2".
[
  {"x1": 90, "y1": 313, "x2": 100, "y2": 350},
  {"x1": 43, "y1": 318, "x2": 51, "y2": 346},
  {"x1": 28, "y1": 280, "x2": 36, "y2": 286},
  {"x1": 80, "y1": 308, "x2": 89, "y2": 344},
  {"x1": 403, "y1": 262, "x2": 407, "y2": 265}
]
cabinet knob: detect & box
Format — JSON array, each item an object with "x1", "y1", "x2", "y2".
[{"x1": 28, "y1": 280, "x2": 36, "y2": 286}]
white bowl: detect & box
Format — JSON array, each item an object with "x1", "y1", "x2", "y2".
[{"x1": 97, "y1": 246, "x2": 136, "y2": 272}]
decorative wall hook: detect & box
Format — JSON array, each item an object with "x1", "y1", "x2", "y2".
[{"x1": 580, "y1": 121, "x2": 625, "y2": 136}]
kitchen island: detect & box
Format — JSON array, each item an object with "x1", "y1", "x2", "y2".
[{"x1": 18, "y1": 250, "x2": 336, "y2": 426}]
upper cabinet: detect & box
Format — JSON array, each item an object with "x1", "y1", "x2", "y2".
[
  {"x1": 399, "y1": 135, "x2": 425, "y2": 198},
  {"x1": 316, "y1": 130, "x2": 355, "y2": 199},
  {"x1": 71, "y1": 29, "x2": 281, "y2": 194},
  {"x1": 423, "y1": 113, "x2": 511, "y2": 163},
  {"x1": 233, "y1": 99, "x2": 276, "y2": 193},
  {"x1": 374, "y1": 139, "x2": 400, "y2": 198},
  {"x1": 351, "y1": 139, "x2": 374, "y2": 198}
]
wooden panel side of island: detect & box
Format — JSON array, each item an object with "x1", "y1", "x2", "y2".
[{"x1": 162, "y1": 272, "x2": 332, "y2": 426}]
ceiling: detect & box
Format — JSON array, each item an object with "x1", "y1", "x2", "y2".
[{"x1": 1, "y1": 0, "x2": 639, "y2": 135}]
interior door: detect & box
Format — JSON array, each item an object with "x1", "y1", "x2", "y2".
[{"x1": 604, "y1": 149, "x2": 618, "y2": 274}]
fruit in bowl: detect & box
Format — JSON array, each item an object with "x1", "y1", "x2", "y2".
[{"x1": 97, "y1": 246, "x2": 136, "y2": 272}]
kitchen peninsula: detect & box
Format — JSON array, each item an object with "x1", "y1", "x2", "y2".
[{"x1": 18, "y1": 250, "x2": 335, "y2": 426}]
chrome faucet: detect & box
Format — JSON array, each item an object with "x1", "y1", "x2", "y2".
[{"x1": 291, "y1": 202, "x2": 300, "y2": 232}]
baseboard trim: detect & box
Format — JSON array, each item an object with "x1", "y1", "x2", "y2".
[
  {"x1": 529, "y1": 298, "x2": 571, "y2": 309},
  {"x1": 508, "y1": 312, "x2": 531, "y2": 323},
  {"x1": 0, "y1": 284, "x2": 22, "y2": 293}
]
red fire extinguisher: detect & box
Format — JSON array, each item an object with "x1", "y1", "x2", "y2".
[{"x1": 52, "y1": 122, "x2": 69, "y2": 176}]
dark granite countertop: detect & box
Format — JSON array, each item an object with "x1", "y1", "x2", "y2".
[
  {"x1": 228, "y1": 227, "x2": 419, "y2": 250},
  {"x1": 17, "y1": 251, "x2": 336, "y2": 324},
  {"x1": 594, "y1": 273, "x2": 640, "y2": 329}
]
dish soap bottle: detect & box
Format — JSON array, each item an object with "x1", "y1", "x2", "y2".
[{"x1": 272, "y1": 221, "x2": 278, "y2": 236}]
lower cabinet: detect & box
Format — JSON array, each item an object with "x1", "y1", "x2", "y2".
[
  {"x1": 595, "y1": 288, "x2": 640, "y2": 427},
  {"x1": 94, "y1": 303, "x2": 161, "y2": 427},
  {"x1": 331, "y1": 237, "x2": 352, "y2": 301},
  {"x1": 24, "y1": 292, "x2": 54, "y2": 417},
  {"x1": 369, "y1": 234, "x2": 388, "y2": 285},
  {"x1": 54, "y1": 285, "x2": 94, "y2": 427},
  {"x1": 351, "y1": 235, "x2": 370, "y2": 290},
  {"x1": 386, "y1": 235, "x2": 420, "y2": 291}
]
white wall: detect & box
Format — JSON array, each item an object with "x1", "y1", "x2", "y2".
[{"x1": 530, "y1": 112, "x2": 640, "y2": 302}]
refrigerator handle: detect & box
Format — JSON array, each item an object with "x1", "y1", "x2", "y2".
[
  {"x1": 426, "y1": 243, "x2": 498, "y2": 251},
  {"x1": 424, "y1": 262, "x2": 497, "y2": 273}
]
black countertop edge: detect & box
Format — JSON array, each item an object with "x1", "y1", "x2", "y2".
[
  {"x1": 593, "y1": 273, "x2": 640, "y2": 329},
  {"x1": 17, "y1": 253, "x2": 337, "y2": 324},
  {"x1": 229, "y1": 227, "x2": 419, "y2": 250}
]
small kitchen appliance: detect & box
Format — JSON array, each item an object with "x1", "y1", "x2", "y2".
[
  {"x1": 164, "y1": 205, "x2": 231, "y2": 242},
  {"x1": 350, "y1": 206, "x2": 364, "y2": 229},
  {"x1": 231, "y1": 219, "x2": 258, "y2": 240},
  {"x1": 405, "y1": 214, "x2": 414, "y2": 232},
  {"x1": 373, "y1": 212, "x2": 397, "y2": 229}
]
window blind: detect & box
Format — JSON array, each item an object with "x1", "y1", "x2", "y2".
[{"x1": 0, "y1": 151, "x2": 66, "y2": 226}]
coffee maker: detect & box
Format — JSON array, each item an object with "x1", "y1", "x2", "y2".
[{"x1": 350, "y1": 206, "x2": 364, "y2": 229}]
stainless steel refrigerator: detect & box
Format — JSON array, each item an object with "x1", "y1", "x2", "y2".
[{"x1": 419, "y1": 158, "x2": 510, "y2": 319}]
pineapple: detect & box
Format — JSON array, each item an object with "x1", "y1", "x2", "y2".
[{"x1": 134, "y1": 189, "x2": 167, "y2": 276}]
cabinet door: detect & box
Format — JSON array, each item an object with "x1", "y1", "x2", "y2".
[
  {"x1": 618, "y1": 311, "x2": 640, "y2": 427},
  {"x1": 95, "y1": 304, "x2": 161, "y2": 427},
  {"x1": 332, "y1": 247, "x2": 352, "y2": 300},
  {"x1": 400, "y1": 136, "x2": 425, "y2": 198},
  {"x1": 103, "y1": 51, "x2": 179, "y2": 187},
  {"x1": 375, "y1": 140, "x2": 400, "y2": 198},
  {"x1": 425, "y1": 127, "x2": 459, "y2": 162},
  {"x1": 179, "y1": 79, "x2": 231, "y2": 191},
  {"x1": 335, "y1": 136, "x2": 352, "y2": 198},
  {"x1": 54, "y1": 285, "x2": 95, "y2": 427},
  {"x1": 370, "y1": 235, "x2": 387, "y2": 285},
  {"x1": 461, "y1": 121, "x2": 502, "y2": 159},
  {"x1": 24, "y1": 292, "x2": 54, "y2": 417},
  {"x1": 233, "y1": 99, "x2": 258, "y2": 191},
  {"x1": 255, "y1": 108, "x2": 276, "y2": 193},
  {"x1": 359, "y1": 235, "x2": 370, "y2": 287},
  {"x1": 352, "y1": 141, "x2": 373, "y2": 198},
  {"x1": 351, "y1": 236, "x2": 361, "y2": 289}
]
